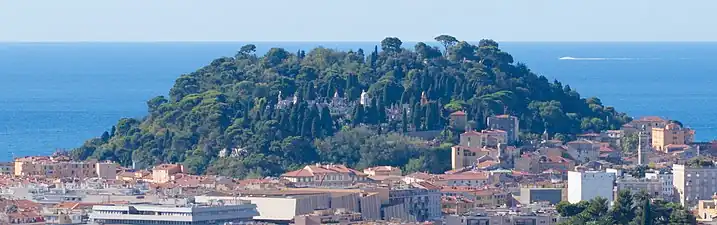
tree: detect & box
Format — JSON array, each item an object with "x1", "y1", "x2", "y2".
[
  {"x1": 434, "y1": 34, "x2": 458, "y2": 52},
  {"x1": 639, "y1": 199, "x2": 653, "y2": 225},
  {"x1": 380, "y1": 37, "x2": 403, "y2": 53},
  {"x1": 613, "y1": 190, "x2": 636, "y2": 225},
  {"x1": 100, "y1": 131, "x2": 110, "y2": 142},
  {"x1": 401, "y1": 108, "x2": 408, "y2": 133},
  {"x1": 237, "y1": 44, "x2": 257, "y2": 57},
  {"x1": 668, "y1": 208, "x2": 696, "y2": 225},
  {"x1": 405, "y1": 156, "x2": 425, "y2": 174},
  {"x1": 556, "y1": 201, "x2": 589, "y2": 217},
  {"x1": 70, "y1": 37, "x2": 634, "y2": 179},
  {"x1": 621, "y1": 132, "x2": 639, "y2": 152}
]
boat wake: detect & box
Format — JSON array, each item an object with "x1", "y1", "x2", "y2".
[{"x1": 559, "y1": 56, "x2": 636, "y2": 61}]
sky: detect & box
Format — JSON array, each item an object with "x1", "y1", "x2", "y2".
[{"x1": 1, "y1": 0, "x2": 715, "y2": 42}]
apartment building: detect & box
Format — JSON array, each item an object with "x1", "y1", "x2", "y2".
[
  {"x1": 673, "y1": 164, "x2": 717, "y2": 207},
  {"x1": 616, "y1": 178, "x2": 663, "y2": 198},
  {"x1": 623, "y1": 116, "x2": 669, "y2": 149},
  {"x1": 652, "y1": 123, "x2": 695, "y2": 153},
  {"x1": 567, "y1": 170, "x2": 615, "y2": 204},
  {"x1": 89, "y1": 203, "x2": 257, "y2": 224},
  {"x1": 13, "y1": 156, "x2": 116, "y2": 179},
  {"x1": 363, "y1": 166, "x2": 402, "y2": 177},
  {"x1": 565, "y1": 140, "x2": 600, "y2": 163},
  {"x1": 152, "y1": 164, "x2": 184, "y2": 183},
  {"x1": 645, "y1": 171, "x2": 674, "y2": 200},
  {"x1": 281, "y1": 164, "x2": 369, "y2": 187}
]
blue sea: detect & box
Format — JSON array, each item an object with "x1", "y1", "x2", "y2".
[{"x1": 1, "y1": 42, "x2": 716, "y2": 161}]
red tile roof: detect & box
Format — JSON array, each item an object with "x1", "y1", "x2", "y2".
[
  {"x1": 281, "y1": 164, "x2": 366, "y2": 178},
  {"x1": 450, "y1": 111, "x2": 466, "y2": 116}
]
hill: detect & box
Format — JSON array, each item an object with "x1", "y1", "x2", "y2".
[{"x1": 70, "y1": 36, "x2": 630, "y2": 177}]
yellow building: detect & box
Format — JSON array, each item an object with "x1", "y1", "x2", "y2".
[
  {"x1": 651, "y1": 123, "x2": 695, "y2": 153},
  {"x1": 13, "y1": 156, "x2": 110, "y2": 178}
]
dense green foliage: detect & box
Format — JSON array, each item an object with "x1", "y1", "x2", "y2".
[
  {"x1": 557, "y1": 190, "x2": 695, "y2": 225},
  {"x1": 70, "y1": 36, "x2": 630, "y2": 177}
]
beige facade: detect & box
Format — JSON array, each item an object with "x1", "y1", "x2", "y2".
[
  {"x1": 451, "y1": 131, "x2": 507, "y2": 169},
  {"x1": 14, "y1": 156, "x2": 99, "y2": 178},
  {"x1": 697, "y1": 196, "x2": 717, "y2": 223},
  {"x1": 363, "y1": 166, "x2": 402, "y2": 177},
  {"x1": 652, "y1": 123, "x2": 695, "y2": 153},
  {"x1": 281, "y1": 164, "x2": 368, "y2": 187},
  {"x1": 673, "y1": 164, "x2": 717, "y2": 207},
  {"x1": 152, "y1": 164, "x2": 184, "y2": 183}
]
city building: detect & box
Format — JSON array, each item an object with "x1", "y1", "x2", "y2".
[
  {"x1": 451, "y1": 131, "x2": 508, "y2": 169},
  {"x1": 363, "y1": 166, "x2": 402, "y2": 177},
  {"x1": 486, "y1": 115, "x2": 520, "y2": 144},
  {"x1": 514, "y1": 153, "x2": 574, "y2": 174},
  {"x1": 645, "y1": 170, "x2": 674, "y2": 200},
  {"x1": 616, "y1": 178, "x2": 663, "y2": 198},
  {"x1": 152, "y1": 164, "x2": 184, "y2": 183},
  {"x1": 280, "y1": 164, "x2": 369, "y2": 187},
  {"x1": 623, "y1": 116, "x2": 669, "y2": 149},
  {"x1": 441, "y1": 196, "x2": 474, "y2": 215},
  {"x1": 652, "y1": 123, "x2": 695, "y2": 153},
  {"x1": 565, "y1": 140, "x2": 600, "y2": 163},
  {"x1": 673, "y1": 164, "x2": 717, "y2": 207},
  {"x1": 436, "y1": 171, "x2": 491, "y2": 187},
  {"x1": 519, "y1": 188, "x2": 562, "y2": 205},
  {"x1": 445, "y1": 207, "x2": 560, "y2": 225},
  {"x1": 293, "y1": 208, "x2": 363, "y2": 225},
  {"x1": 697, "y1": 194, "x2": 717, "y2": 223},
  {"x1": 449, "y1": 111, "x2": 468, "y2": 131},
  {"x1": 0, "y1": 162, "x2": 14, "y2": 175},
  {"x1": 13, "y1": 156, "x2": 107, "y2": 179},
  {"x1": 567, "y1": 170, "x2": 615, "y2": 204},
  {"x1": 385, "y1": 186, "x2": 441, "y2": 222},
  {"x1": 89, "y1": 203, "x2": 258, "y2": 225}
]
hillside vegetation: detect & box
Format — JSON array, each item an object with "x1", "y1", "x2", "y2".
[{"x1": 71, "y1": 36, "x2": 630, "y2": 177}]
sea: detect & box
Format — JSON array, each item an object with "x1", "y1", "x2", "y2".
[{"x1": 1, "y1": 42, "x2": 716, "y2": 161}]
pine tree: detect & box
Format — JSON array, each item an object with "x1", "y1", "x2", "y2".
[{"x1": 612, "y1": 190, "x2": 636, "y2": 225}]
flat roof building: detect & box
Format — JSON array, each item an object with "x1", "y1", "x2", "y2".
[{"x1": 89, "y1": 203, "x2": 257, "y2": 225}]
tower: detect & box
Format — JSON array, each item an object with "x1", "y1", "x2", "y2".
[
  {"x1": 420, "y1": 91, "x2": 428, "y2": 105},
  {"x1": 637, "y1": 131, "x2": 643, "y2": 165},
  {"x1": 360, "y1": 90, "x2": 370, "y2": 105}
]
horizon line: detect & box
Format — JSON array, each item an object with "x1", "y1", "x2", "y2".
[{"x1": 3, "y1": 40, "x2": 717, "y2": 44}]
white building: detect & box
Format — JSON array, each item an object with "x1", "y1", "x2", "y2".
[
  {"x1": 673, "y1": 164, "x2": 717, "y2": 207},
  {"x1": 567, "y1": 171, "x2": 615, "y2": 204},
  {"x1": 89, "y1": 203, "x2": 257, "y2": 225},
  {"x1": 645, "y1": 171, "x2": 674, "y2": 200}
]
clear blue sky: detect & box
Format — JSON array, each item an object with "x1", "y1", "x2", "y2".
[{"x1": 1, "y1": 0, "x2": 714, "y2": 42}]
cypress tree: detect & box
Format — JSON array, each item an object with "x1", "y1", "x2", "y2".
[
  {"x1": 352, "y1": 104, "x2": 365, "y2": 126},
  {"x1": 401, "y1": 108, "x2": 408, "y2": 133},
  {"x1": 320, "y1": 107, "x2": 333, "y2": 136}
]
